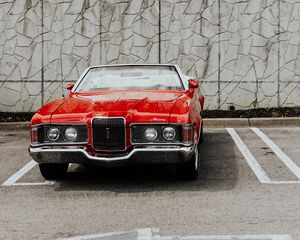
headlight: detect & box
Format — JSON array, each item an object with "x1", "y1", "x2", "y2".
[
  {"x1": 144, "y1": 127, "x2": 158, "y2": 141},
  {"x1": 47, "y1": 127, "x2": 60, "y2": 141},
  {"x1": 64, "y1": 127, "x2": 78, "y2": 141},
  {"x1": 162, "y1": 126, "x2": 176, "y2": 141}
]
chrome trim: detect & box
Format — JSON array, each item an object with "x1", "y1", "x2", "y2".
[
  {"x1": 30, "y1": 142, "x2": 88, "y2": 147},
  {"x1": 198, "y1": 119, "x2": 203, "y2": 143},
  {"x1": 91, "y1": 116, "x2": 127, "y2": 152},
  {"x1": 130, "y1": 142, "x2": 193, "y2": 147},
  {"x1": 29, "y1": 145, "x2": 193, "y2": 162}
]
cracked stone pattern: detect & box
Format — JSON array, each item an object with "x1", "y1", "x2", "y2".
[
  {"x1": 161, "y1": 0, "x2": 220, "y2": 109},
  {"x1": 100, "y1": 0, "x2": 159, "y2": 64},
  {"x1": 42, "y1": 0, "x2": 101, "y2": 105},
  {"x1": 0, "y1": 0, "x2": 43, "y2": 112},
  {"x1": 219, "y1": 0, "x2": 281, "y2": 109},
  {"x1": 0, "y1": 0, "x2": 300, "y2": 111}
]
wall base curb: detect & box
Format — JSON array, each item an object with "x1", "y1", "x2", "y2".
[{"x1": 204, "y1": 117, "x2": 300, "y2": 128}]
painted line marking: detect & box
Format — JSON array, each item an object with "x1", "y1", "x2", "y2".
[
  {"x1": 251, "y1": 127, "x2": 300, "y2": 180},
  {"x1": 58, "y1": 228, "x2": 292, "y2": 240},
  {"x1": 2, "y1": 160, "x2": 55, "y2": 186},
  {"x1": 270, "y1": 181, "x2": 300, "y2": 184},
  {"x1": 226, "y1": 128, "x2": 270, "y2": 184},
  {"x1": 3, "y1": 160, "x2": 37, "y2": 186},
  {"x1": 138, "y1": 228, "x2": 158, "y2": 240},
  {"x1": 161, "y1": 235, "x2": 291, "y2": 240},
  {"x1": 11, "y1": 181, "x2": 55, "y2": 186},
  {"x1": 59, "y1": 230, "x2": 138, "y2": 240},
  {"x1": 161, "y1": 235, "x2": 292, "y2": 239}
]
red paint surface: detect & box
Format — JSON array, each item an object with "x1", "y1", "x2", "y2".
[{"x1": 31, "y1": 87, "x2": 204, "y2": 152}]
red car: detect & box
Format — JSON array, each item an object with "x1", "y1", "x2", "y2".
[{"x1": 29, "y1": 64, "x2": 205, "y2": 180}]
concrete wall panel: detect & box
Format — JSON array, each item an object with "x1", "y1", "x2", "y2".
[{"x1": 0, "y1": 0, "x2": 299, "y2": 112}]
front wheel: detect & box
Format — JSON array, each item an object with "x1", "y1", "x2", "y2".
[
  {"x1": 176, "y1": 145, "x2": 199, "y2": 180},
  {"x1": 39, "y1": 163, "x2": 69, "y2": 180}
]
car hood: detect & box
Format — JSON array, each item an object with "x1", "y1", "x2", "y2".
[{"x1": 50, "y1": 91, "x2": 188, "y2": 124}]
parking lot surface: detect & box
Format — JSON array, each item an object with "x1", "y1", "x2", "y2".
[{"x1": 0, "y1": 127, "x2": 299, "y2": 239}]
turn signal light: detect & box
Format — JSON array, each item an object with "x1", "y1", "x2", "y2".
[
  {"x1": 182, "y1": 124, "x2": 193, "y2": 145},
  {"x1": 31, "y1": 127, "x2": 38, "y2": 144}
]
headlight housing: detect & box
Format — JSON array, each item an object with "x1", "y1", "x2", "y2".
[
  {"x1": 47, "y1": 127, "x2": 60, "y2": 141},
  {"x1": 162, "y1": 126, "x2": 176, "y2": 141},
  {"x1": 64, "y1": 127, "x2": 78, "y2": 141},
  {"x1": 144, "y1": 127, "x2": 158, "y2": 141}
]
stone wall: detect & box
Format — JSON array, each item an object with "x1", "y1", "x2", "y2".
[{"x1": 0, "y1": 0, "x2": 299, "y2": 112}]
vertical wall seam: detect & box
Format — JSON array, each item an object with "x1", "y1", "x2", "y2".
[
  {"x1": 277, "y1": 0, "x2": 280, "y2": 108},
  {"x1": 60, "y1": 4, "x2": 64, "y2": 98},
  {"x1": 99, "y1": 0, "x2": 102, "y2": 65},
  {"x1": 158, "y1": 0, "x2": 161, "y2": 64},
  {"x1": 41, "y1": 0, "x2": 44, "y2": 106},
  {"x1": 218, "y1": 0, "x2": 221, "y2": 110}
]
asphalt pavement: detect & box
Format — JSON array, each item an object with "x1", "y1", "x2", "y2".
[{"x1": 0, "y1": 127, "x2": 299, "y2": 240}]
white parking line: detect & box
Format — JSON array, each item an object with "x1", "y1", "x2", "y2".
[
  {"x1": 2, "y1": 160, "x2": 55, "y2": 186},
  {"x1": 11, "y1": 181, "x2": 55, "y2": 186},
  {"x1": 59, "y1": 230, "x2": 138, "y2": 240},
  {"x1": 226, "y1": 128, "x2": 270, "y2": 184},
  {"x1": 58, "y1": 228, "x2": 292, "y2": 240},
  {"x1": 161, "y1": 235, "x2": 292, "y2": 240},
  {"x1": 251, "y1": 127, "x2": 300, "y2": 181},
  {"x1": 270, "y1": 181, "x2": 300, "y2": 184},
  {"x1": 3, "y1": 160, "x2": 37, "y2": 186}
]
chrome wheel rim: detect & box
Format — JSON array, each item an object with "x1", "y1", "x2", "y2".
[{"x1": 194, "y1": 146, "x2": 199, "y2": 170}]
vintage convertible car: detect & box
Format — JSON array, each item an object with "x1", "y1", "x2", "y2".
[{"x1": 29, "y1": 64, "x2": 205, "y2": 180}]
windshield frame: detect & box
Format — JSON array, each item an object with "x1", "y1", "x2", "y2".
[{"x1": 72, "y1": 64, "x2": 187, "y2": 93}]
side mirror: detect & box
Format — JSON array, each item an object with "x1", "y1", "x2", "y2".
[
  {"x1": 66, "y1": 83, "x2": 75, "y2": 91},
  {"x1": 188, "y1": 79, "x2": 199, "y2": 89}
]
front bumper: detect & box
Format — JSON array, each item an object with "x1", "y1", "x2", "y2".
[{"x1": 29, "y1": 145, "x2": 195, "y2": 167}]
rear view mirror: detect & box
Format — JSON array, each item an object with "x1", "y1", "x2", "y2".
[
  {"x1": 66, "y1": 83, "x2": 75, "y2": 91},
  {"x1": 188, "y1": 80, "x2": 199, "y2": 89}
]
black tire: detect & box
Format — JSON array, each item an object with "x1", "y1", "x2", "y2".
[
  {"x1": 39, "y1": 163, "x2": 69, "y2": 180},
  {"x1": 176, "y1": 144, "x2": 200, "y2": 180},
  {"x1": 199, "y1": 120, "x2": 204, "y2": 144}
]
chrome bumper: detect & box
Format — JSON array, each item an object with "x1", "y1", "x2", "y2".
[{"x1": 29, "y1": 146, "x2": 195, "y2": 167}]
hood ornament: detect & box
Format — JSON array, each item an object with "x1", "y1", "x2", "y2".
[{"x1": 106, "y1": 127, "x2": 110, "y2": 139}]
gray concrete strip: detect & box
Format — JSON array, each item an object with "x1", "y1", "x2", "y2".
[
  {"x1": 205, "y1": 117, "x2": 300, "y2": 128},
  {"x1": 0, "y1": 122, "x2": 29, "y2": 131},
  {"x1": 249, "y1": 117, "x2": 300, "y2": 127},
  {"x1": 203, "y1": 118, "x2": 250, "y2": 128}
]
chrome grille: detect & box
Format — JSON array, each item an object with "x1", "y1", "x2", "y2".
[{"x1": 92, "y1": 118, "x2": 126, "y2": 151}]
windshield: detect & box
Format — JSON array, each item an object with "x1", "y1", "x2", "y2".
[{"x1": 75, "y1": 66, "x2": 184, "y2": 92}]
